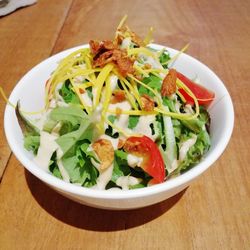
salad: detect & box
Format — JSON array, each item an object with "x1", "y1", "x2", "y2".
[{"x1": 16, "y1": 16, "x2": 215, "y2": 190}]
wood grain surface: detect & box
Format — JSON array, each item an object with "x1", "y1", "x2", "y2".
[{"x1": 0, "y1": 0, "x2": 249, "y2": 249}]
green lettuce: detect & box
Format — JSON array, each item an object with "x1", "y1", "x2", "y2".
[
  {"x1": 128, "y1": 115, "x2": 139, "y2": 129},
  {"x1": 24, "y1": 135, "x2": 40, "y2": 155},
  {"x1": 159, "y1": 49, "x2": 171, "y2": 69},
  {"x1": 139, "y1": 74, "x2": 162, "y2": 97},
  {"x1": 59, "y1": 80, "x2": 80, "y2": 104},
  {"x1": 16, "y1": 102, "x2": 40, "y2": 154},
  {"x1": 61, "y1": 140, "x2": 98, "y2": 186},
  {"x1": 175, "y1": 130, "x2": 211, "y2": 175},
  {"x1": 111, "y1": 150, "x2": 130, "y2": 183},
  {"x1": 49, "y1": 152, "x2": 62, "y2": 179}
]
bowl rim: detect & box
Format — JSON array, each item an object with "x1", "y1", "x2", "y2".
[{"x1": 4, "y1": 43, "x2": 234, "y2": 200}]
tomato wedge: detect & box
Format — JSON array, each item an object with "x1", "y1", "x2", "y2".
[
  {"x1": 177, "y1": 72, "x2": 215, "y2": 106},
  {"x1": 123, "y1": 136, "x2": 165, "y2": 183}
]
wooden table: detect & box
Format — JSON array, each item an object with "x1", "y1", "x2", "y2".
[{"x1": 0, "y1": 0, "x2": 249, "y2": 249}]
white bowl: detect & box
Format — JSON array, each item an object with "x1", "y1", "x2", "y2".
[{"x1": 4, "y1": 44, "x2": 234, "y2": 210}]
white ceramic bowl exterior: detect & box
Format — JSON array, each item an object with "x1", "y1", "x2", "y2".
[{"x1": 4, "y1": 44, "x2": 234, "y2": 210}]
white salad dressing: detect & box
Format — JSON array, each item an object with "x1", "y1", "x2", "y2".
[
  {"x1": 169, "y1": 159, "x2": 179, "y2": 173},
  {"x1": 127, "y1": 154, "x2": 143, "y2": 168},
  {"x1": 72, "y1": 64, "x2": 87, "y2": 83},
  {"x1": 91, "y1": 103, "x2": 102, "y2": 123},
  {"x1": 108, "y1": 101, "x2": 131, "y2": 132},
  {"x1": 184, "y1": 104, "x2": 194, "y2": 114},
  {"x1": 179, "y1": 135, "x2": 197, "y2": 162},
  {"x1": 132, "y1": 115, "x2": 156, "y2": 140},
  {"x1": 81, "y1": 92, "x2": 92, "y2": 106},
  {"x1": 139, "y1": 54, "x2": 163, "y2": 70},
  {"x1": 57, "y1": 159, "x2": 70, "y2": 182},
  {"x1": 92, "y1": 164, "x2": 114, "y2": 190},
  {"x1": 110, "y1": 75, "x2": 118, "y2": 91},
  {"x1": 120, "y1": 37, "x2": 131, "y2": 49},
  {"x1": 74, "y1": 75, "x2": 85, "y2": 84},
  {"x1": 116, "y1": 176, "x2": 141, "y2": 190},
  {"x1": 90, "y1": 134, "x2": 119, "y2": 190},
  {"x1": 33, "y1": 112, "x2": 50, "y2": 131},
  {"x1": 53, "y1": 147, "x2": 70, "y2": 182},
  {"x1": 33, "y1": 131, "x2": 59, "y2": 171}
]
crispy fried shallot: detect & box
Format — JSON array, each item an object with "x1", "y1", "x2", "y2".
[
  {"x1": 111, "y1": 89, "x2": 126, "y2": 104},
  {"x1": 92, "y1": 139, "x2": 114, "y2": 170},
  {"x1": 161, "y1": 68, "x2": 177, "y2": 97},
  {"x1": 141, "y1": 94, "x2": 155, "y2": 111},
  {"x1": 89, "y1": 40, "x2": 135, "y2": 77}
]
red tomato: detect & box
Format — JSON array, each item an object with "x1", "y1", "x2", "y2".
[
  {"x1": 177, "y1": 72, "x2": 215, "y2": 106},
  {"x1": 123, "y1": 136, "x2": 165, "y2": 183}
]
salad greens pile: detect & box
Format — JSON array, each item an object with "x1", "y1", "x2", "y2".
[{"x1": 16, "y1": 16, "x2": 214, "y2": 190}]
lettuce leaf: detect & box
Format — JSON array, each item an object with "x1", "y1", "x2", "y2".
[
  {"x1": 163, "y1": 97, "x2": 210, "y2": 134},
  {"x1": 16, "y1": 101, "x2": 40, "y2": 136},
  {"x1": 49, "y1": 152, "x2": 62, "y2": 179},
  {"x1": 49, "y1": 105, "x2": 87, "y2": 127},
  {"x1": 175, "y1": 130, "x2": 211, "y2": 174},
  {"x1": 108, "y1": 115, "x2": 116, "y2": 123},
  {"x1": 139, "y1": 74, "x2": 162, "y2": 97},
  {"x1": 50, "y1": 105, "x2": 98, "y2": 186},
  {"x1": 56, "y1": 120, "x2": 94, "y2": 157},
  {"x1": 128, "y1": 115, "x2": 139, "y2": 129},
  {"x1": 59, "y1": 80, "x2": 80, "y2": 104},
  {"x1": 24, "y1": 135, "x2": 40, "y2": 155},
  {"x1": 159, "y1": 49, "x2": 171, "y2": 69},
  {"x1": 143, "y1": 74, "x2": 162, "y2": 91},
  {"x1": 16, "y1": 102, "x2": 41, "y2": 154},
  {"x1": 60, "y1": 140, "x2": 98, "y2": 186},
  {"x1": 111, "y1": 150, "x2": 130, "y2": 183},
  {"x1": 43, "y1": 105, "x2": 89, "y2": 134}
]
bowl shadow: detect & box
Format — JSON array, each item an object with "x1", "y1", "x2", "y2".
[{"x1": 25, "y1": 170, "x2": 187, "y2": 232}]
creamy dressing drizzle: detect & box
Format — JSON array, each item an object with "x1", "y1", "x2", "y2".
[
  {"x1": 116, "y1": 176, "x2": 140, "y2": 190},
  {"x1": 127, "y1": 154, "x2": 143, "y2": 168},
  {"x1": 179, "y1": 135, "x2": 197, "y2": 162},
  {"x1": 139, "y1": 54, "x2": 163, "y2": 70},
  {"x1": 120, "y1": 37, "x2": 131, "y2": 49},
  {"x1": 90, "y1": 134, "x2": 118, "y2": 190},
  {"x1": 33, "y1": 131, "x2": 58, "y2": 171},
  {"x1": 92, "y1": 164, "x2": 114, "y2": 190},
  {"x1": 132, "y1": 115, "x2": 156, "y2": 140},
  {"x1": 81, "y1": 92, "x2": 92, "y2": 106},
  {"x1": 184, "y1": 104, "x2": 194, "y2": 114},
  {"x1": 91, "y1": 104, "x2": 102, "y2": 123},
  {"x1": 168, "y1": 135, "x2": 197, "y2": 173},
  {"x1": 33, "y1": 130, "x2": 71, "y2": 182},
  {"x1": 33, "y1": 112, "x2": 50, "y2": 131},
  {"x1": 110, "y1": 75, "x2": 118, "y2": 91},
  {"x1": 57, "y1": 158, "x2": 70, "y2": 182},
  {"x1": 108, "y1": 101, "x2": 131, "y2": 133}
]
